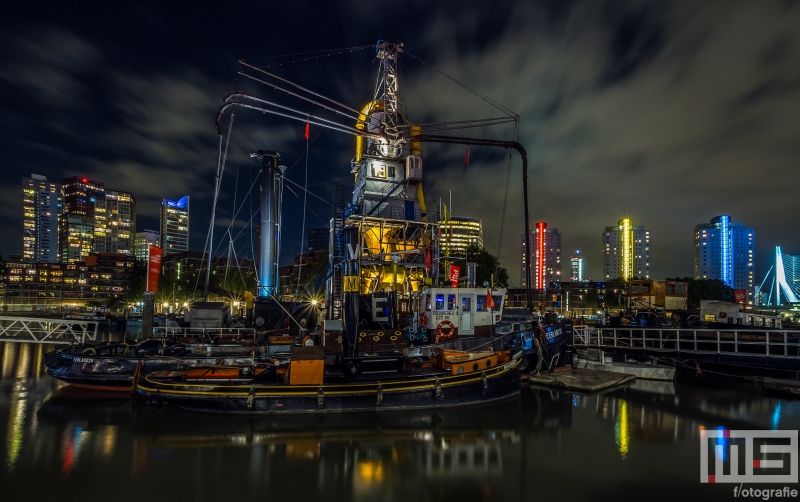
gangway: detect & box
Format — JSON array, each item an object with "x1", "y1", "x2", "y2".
[{"x1": 0, "y1": 316, "x2": 99, "y2": 344}]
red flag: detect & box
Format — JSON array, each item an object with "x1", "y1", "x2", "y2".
[
  {"x1": 486, "y1": 289, "x2": 495, "y2": 310},
  {"x1": 425, "y1": 248, "x2": 431, "y2": 271},
  {"x1": 146, "y1": 245, "x2": 163, "y2": 293},
  {"x1": 465, "y1": 145, "x2": 470, "y2": 166},
  {"x1": 449, "y1": 265, "x2": 460, "y2": 288},
  {"x1": 304, "y1": 121, "x2": 310, "y2": 140}
]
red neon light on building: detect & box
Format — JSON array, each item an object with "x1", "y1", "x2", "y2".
[{"x1": 536, "y1": 222, "x2": 546, "y2": 290}]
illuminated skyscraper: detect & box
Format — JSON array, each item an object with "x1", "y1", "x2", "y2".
[
  {"x1": 58, "y1": 177, "x2": 137, "y2": 262},
  {"x1": 59, "y1": 176, "x2": 104, "y2": 263},
  {"x1": 570, "y1": 251, "x2": 583, "y2": 281},
  {"x1": 94, "y1": 189, "x2": 136, "y2": 255},
  {"x1": 694, "y1": 215, "x2": 754, "y2": 301},
  {"x1": 135, "y1": 229, "x2": 160, "y2": 262},
  {"x1": 603, "y1": 218, "x2": 651, "y2": 280},
  {"x1": 441, "y1": 215, "x2": 483, "y2": 259},
  {"x1": 22, "y1": 174, "x2": 62, "y2": 263},
  {"x1": 521, "y1": 223, "x2": 562, "y2": 289},
  {"x1": 160, "y1": 196, "x2": 190, "y2": 255}
]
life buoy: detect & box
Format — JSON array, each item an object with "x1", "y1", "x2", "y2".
[
  {"x1": 419, "y1": 312, "x2": 429, "y2": 326},
  {"x1": 437, "y1": 320, "x2": 455, "y2": 339}
]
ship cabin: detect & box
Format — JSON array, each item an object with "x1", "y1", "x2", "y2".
[
  {"x1": 627, "y1": 280, "x2": 688, "y2": 314},
  {"x1": 413, "y1": 288, "x2": 506, "y2": 338}
]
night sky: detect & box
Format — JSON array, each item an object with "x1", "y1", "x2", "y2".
[{"x1": 2, "y1": 1, "x2": 799, "y2": 287}]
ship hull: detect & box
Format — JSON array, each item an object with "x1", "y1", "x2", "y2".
[{"x1": 136, "y1": 350, "x2": 524, "y2": 414}]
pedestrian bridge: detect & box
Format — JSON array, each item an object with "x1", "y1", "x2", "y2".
[{"x1": 0, "y1": 316, "x2": 98, "y2": 344}]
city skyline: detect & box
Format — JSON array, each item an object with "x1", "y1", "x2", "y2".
[{"x1": 0, "y1": 2, "x2": 798, "y2": 287}]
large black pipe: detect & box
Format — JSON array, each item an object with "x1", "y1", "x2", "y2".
[{"x1": 407, "y1": 134, "x2": 532, "y2": 312}]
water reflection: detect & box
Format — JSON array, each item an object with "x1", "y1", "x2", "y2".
[{"x1": 1, "y1": 339, "x2": 799, "y2": 501}]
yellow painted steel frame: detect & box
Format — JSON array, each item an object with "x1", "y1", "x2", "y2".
[{"x1": 355, "y1": 101, "x2": 384, "y2": 163}]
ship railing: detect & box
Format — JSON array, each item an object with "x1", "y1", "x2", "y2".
[
  {"x1": 573, "y1": 326, "x2": 800, "y2": 359},
  {"x1": 0, "y1": 316, "x2": 99, "y2": 344},
  {"x1": 152, "y1": 327, "x2": 257, "y2": 339}
]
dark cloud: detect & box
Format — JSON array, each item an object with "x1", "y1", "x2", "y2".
[{"x1": 0, "y1": 0, "x2": 798, "y2": 290}]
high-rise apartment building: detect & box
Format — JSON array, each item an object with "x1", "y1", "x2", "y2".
[
  {"x1": 307, "y1": 227, "x2": 328, "y2": 254},
  {"x1": 160, "y1": 196, "x2": 190, "y2": 255},
  {"x1": 135, "y1": 229, "x2": 160, "y2": 262},
  {"x1": 94, "y1": 189, "x2": 136, "y2": 255},
  {"x1": 521, "y1": 222, "x2": 562, "y2": 289},
  {"x1": 58, "y1": 177, "x2": 137, "y2": 262},
  {"x1": 59, "y1": 177, "x2": 104, "y2": 263},
  {"x1": 570, "y1": 251, "x2": 583, "y2": 281},
  {"x1": 694, "y1": 215, "x2": 754, "y2": 301},
  {"x1": 22, "y1": 174, "x2": 62, "y2": 263},
  {"x1": 603, "y1": 218, "x2": 651, "y2": 280}
]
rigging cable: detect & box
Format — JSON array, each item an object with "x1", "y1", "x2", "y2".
[
  {"x1": 239, "y1": 60, "x2": 361, "y2": 114},
  {"x1": 403, "y1": 50, "x2": 519, "y2": 119},
  {"x1": 244, "y1": 45, "x2": 373, "y2": 67},
  {"x1": 296, "y1": 121, "x2": 310, "y2": 296},
  {"x1": 197, "y1": 106, "x2": 235, "y2": 298}
]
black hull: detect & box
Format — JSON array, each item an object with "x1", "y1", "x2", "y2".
[
  {"x1": 137, "y1": 351, "x2": 524, "y2": 414},
  {"x1": 45, "y1": 352, "x2": 260, "y2": 391}
]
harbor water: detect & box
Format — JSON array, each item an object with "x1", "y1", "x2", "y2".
[{"x1": 1, "y1": 338, "x2": 799, "y2": 501}]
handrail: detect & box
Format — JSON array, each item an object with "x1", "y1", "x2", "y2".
[
  {"x1": 152, "y1": 327, "x2": 257, "y2": 339},
  {"x1": 0, "y1": 317, "x2": 99, "y2": 344},
  {"x1": 573, "y1": 326, "x2": 800, "y2": 359}
]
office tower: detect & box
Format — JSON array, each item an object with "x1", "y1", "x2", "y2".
[
  {"x1": 520, "y1": 222, "x2": 562, "y2": 289},
  {"x1": 571, "y1": 251, "x2": 583, "y2": 281},
  {"x1": 22, "y1": 174, "x2": 62, "y2": 262},
  {"x1": 694, "y1": 215, "x2": 754, "y2": 299},
  {"x1": 603, "y1": 218, "x2": 651, "y2": 280},
  {"x1": 59, "y1": 176, "x2": 104, "y2": 263},
  {"x1": 307, "y1": 227, "x2": 328, "y2": 254},
  {"x1": 160, "y1": 196, "x2": 190, "y2": 255},
  {"x1": 135, "y1": 229, "x2": 161, "y2": 262},
  {"x1": 94, "y1": 189, "x2": 136, "y2": 255},
  {"x1": 441, "y1": 215, "x2": 483, "y2": 259}
]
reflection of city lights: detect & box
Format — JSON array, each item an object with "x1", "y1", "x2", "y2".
[
  {"x1": 99, "y1": 426, "x2": 118, "y2": 459},
  {"x1": 62, "y1": 427, "x2": 91, "y2": 477},
  {"x1": 16, "y1": 343, "x2": 30, "y2": 380},
  {"x1": 2, "y1": 343, "x2": 17, "y2": 379},
  {"x1": 615, "y1": 400, "x2": 629, "y2": 459},
  {"x1": 772, "y1": 402, "x2": 782, "y2": 430},
  {"x1": 358, "y1": 461, "x2": 384, "y2": 482},
  {"x1": 6, "y1": 395, "x2": 27, "y2": 471}
]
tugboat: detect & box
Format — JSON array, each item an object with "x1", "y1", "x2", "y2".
[{"x1": 136, "y1": 41, "x2": 534, "y2": 412}]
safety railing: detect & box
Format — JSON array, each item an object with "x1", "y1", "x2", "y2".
[
  {"x1": 0, "y1": 317, "x2": 99, "y2": 344},
  {"x1": 573, "y1": 326, "x2": 800, "y2": 359},
  {"x1": 152, "y1": 327, "x2": 257, "y2": 339}
]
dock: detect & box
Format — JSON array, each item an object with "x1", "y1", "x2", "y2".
[
  {"x1": 573, "y1": 358, "x2": 675, "y2": 381},
  {"x1": 527, "y1": 367, "x2": 635, "y2": 392}
]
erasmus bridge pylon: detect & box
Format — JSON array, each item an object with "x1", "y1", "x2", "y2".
[{"x1": 758, "y1": 246, "x2": 799, "y2": 306}]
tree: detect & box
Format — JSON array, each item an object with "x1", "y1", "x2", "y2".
[
  {"x1": 461, "y1": 244, "x2": 509, "y2": 288},
  {"x1": 583, "y1": 289, "x2": 599, "y2": 309},
  {"x1": 666, "y1": 277, "x2": 734, "y2": 308},
  {"x1": 603, "y1": 289, "x2": 623, "y2": 309},
  {"x1": 127, "y1": 260, "x2": 147, "y2": 305}
]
